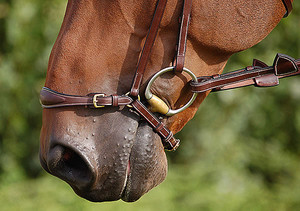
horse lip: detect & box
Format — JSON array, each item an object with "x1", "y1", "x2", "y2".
[
  {"x1": 120, "y1": 160, "x2": 131, "y2": 198},
  {"x1": 39, "y1": 152, "x2": 51, "y2": 174},
  {"x1": 72, "y1": 139, "x2": 134, "y2": 202}
]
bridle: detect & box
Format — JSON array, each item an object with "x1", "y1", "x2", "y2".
[{"x1": 40, "y1": 0, "x2": 298, "y2": 151}]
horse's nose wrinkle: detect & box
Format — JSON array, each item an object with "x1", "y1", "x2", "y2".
[{"x1": 47, "y1": 145, "x2": 95, "y2": 189}]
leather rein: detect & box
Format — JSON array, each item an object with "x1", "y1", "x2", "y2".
[{"x1": 40, "y1": 0, "x2": 297, "y2": 151}]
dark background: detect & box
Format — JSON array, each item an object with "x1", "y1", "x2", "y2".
[{"x1": 0, "y1": 1, "x2": 299, "y2": 210}]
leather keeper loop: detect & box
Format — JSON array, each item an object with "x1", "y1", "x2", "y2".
[
  {"x1": 112, "y1": 94, "x2": 118, "y2": 107},
  {"x1": 163, "y1": 133, "x2": 180, "y2": 151}
]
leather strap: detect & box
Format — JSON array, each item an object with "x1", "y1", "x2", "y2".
[
  {"x1": 128, "y1": 0, "x2": 180, "y2": 150},
  {"x1": 282, "y1": 0, "x2": 293, "y2": 17},
  {"x1": 40, "y1": 87, "x2": 179, "y2": 151},
  {"x1": 190, "y1": 54, "x2": 300, "y2": 93},
  {"x1": 174, "y1": 0, "x2": 192, "y2": 72},
  {"x1": 130, "y1": 0, "x2": 167, "y2": 97},
  {"x1": 40, "y1": 87, "x2": 132, "y2": 108},
  {"x1": 131, "y1": 100, "x2": 180, "y2": 150}
]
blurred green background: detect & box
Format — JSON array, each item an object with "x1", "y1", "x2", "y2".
[{"x1": 0, "y1": 0, "x2": 299, "y2": 210}]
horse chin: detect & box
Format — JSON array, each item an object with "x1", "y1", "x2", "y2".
[{"x1": 121, "y1": 122, "x2": 168, "y2": 202}]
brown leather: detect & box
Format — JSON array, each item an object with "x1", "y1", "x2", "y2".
[
  {"x1": 174, "y1": 0, "x2": 192, "y2": 72},
  {"x1": 130, "y1": 0, "x2": 167, "y2": 97},
  {"x1": 131, "y1": 100, "x2": 180, "y2": 151},
  {"x1": 112, "y1": 94, "x2": 118, "y2": 107},
  {"x1": 253, "y1": 59, "x2": 268, "y2": 68},
  {"x1": 128, "y1": 0, "x2": 180, "y2": 150},
  {"x1": 254, "y1": 74, "x2": 279, "y2": 87},
  {"x1": 282, "y1": 0, "x2": 293, "y2": 17},
  {"x1": 40, "y1": 87, "x2": 133, "y2": 108},
  {"x1": 190, "y1": 54, "x2": 300, "y2": 93},
  {"x1": 40, "y1": 87, "x2": 180, "y2": 150}
]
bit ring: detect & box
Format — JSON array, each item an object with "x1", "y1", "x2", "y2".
[{"x1": 145, "y1": 66, "x2": 198, "y2": 116}]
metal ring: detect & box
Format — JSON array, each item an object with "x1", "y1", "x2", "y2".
[{"x1": 145, "y1": 67, "x2": 198, "y2": 116}]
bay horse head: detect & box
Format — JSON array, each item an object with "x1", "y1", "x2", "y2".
[{"x1": 39, "y1": 0, "x2": 292, "y2": 202}]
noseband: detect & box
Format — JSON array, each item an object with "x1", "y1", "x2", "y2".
[{"x1": 40, "y1": 0, "x2": 297, "y2": 151}]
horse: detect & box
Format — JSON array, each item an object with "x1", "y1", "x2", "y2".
[{"x1": 39, "y1": 0, "x2": 294, "y2": 202}]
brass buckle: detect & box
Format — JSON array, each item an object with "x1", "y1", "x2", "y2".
[{"x1": 93, "y1": 94, "x2": 105, "y2": 108}]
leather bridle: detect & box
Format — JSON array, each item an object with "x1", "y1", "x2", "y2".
[{"x1": 40, "y1": 0, "x2": 298, "y2": 151}]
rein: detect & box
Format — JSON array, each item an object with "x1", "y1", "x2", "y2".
[{"x1": 40, "y1": 0, "x2": 296, "y2": 151}]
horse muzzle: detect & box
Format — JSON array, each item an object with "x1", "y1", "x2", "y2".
[{"x1": 39, "y1": 107, "x2": 167, "y2": 202}]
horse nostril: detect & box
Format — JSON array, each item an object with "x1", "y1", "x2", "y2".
[
  {"x1": 47, "y1": 145, "x2": 95, "y2": 189},
  {"x1": 63, "y1": 148, "x2": 88, "y2": 174}
]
